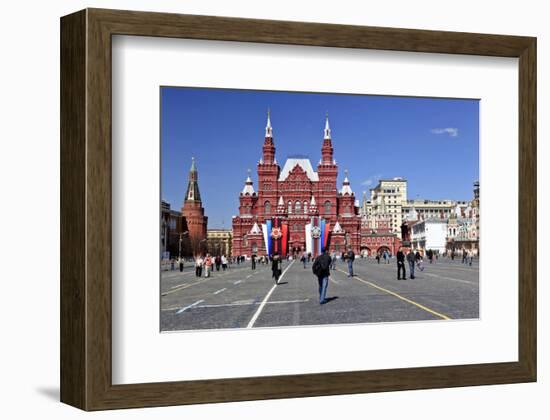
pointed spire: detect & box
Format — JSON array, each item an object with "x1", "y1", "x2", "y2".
[
  {"x1": 310, "y1": 195, "x2": 316, "y2": 206},
  {"x1": 250, "y1": 222, "x2": 261, "y2": 234},
  {"x1": 278, "y1": 196, "x2": 284, "y2": 206},
  {"x1": 185, "y1": 157, "x2": 201, "y2": 202},
  {"x1": 324, "y1": 111, "x2": 331, "y2": 140},
  {"x1": 265, "y1": 107, "x2": 273, "y2": 138}
]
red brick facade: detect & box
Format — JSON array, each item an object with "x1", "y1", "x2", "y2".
[{"x1": 232, "y1": 115, "x2": 400, "y2": 257}]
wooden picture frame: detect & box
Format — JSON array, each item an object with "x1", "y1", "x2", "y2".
[{"x1": 60, "y1": 8, "x2": 536, "y2": 411}]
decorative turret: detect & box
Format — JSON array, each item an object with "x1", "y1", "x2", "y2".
[
  {"x1": 309, "y1": 195, "x2": 318, "y2": 214},
  {"x1": 277, "y1": 196, "x2": 285, "y2": 214},
  {"x1": 241, "y1": 169, "x2": 255, "y2": 196},
  {"x1": 250, "y1": 222, "x2": 262, "y2": 234},
  {"x1": 340, "y1": 169, "x2": 354, "y2": 196}
]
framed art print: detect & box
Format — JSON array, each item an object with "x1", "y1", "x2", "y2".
[{"x1": 61, "y1": 8, "x2": 536, "y2": 410}]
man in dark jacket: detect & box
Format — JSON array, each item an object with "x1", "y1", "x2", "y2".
[
  {"x1": 406, "y1": 250, "x2": 416, "y2": 279},
  {"x1": 312, "y1": 250, "x2": 332, "y2": 304},
  {"x1": 396, "y1": 247, "x2": 407, "y2": 280},
  {"x1": 271, "y1": 253, "x2": 282, "y2": 284}
]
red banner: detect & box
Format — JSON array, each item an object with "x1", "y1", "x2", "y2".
[
  {"x1": 281, "y1": 222, "x2": 288, "y2": 256},
  {"x1": 324, "y1": 223, "x2": 330, "y2": 251}
]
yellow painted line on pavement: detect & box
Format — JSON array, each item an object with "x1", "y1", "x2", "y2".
[{"x1": 336, "y1": 269, "x2": 452, "y2": 321}]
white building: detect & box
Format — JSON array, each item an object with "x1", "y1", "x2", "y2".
[{"x1": 411, "y1": 218, "x2": 447, "y2": 254}]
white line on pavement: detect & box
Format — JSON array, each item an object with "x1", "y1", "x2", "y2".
[
  {"x1": 199, "y1": 298, "x2": 309, "y2": 309},
  {"x1": 213, "y1": 288, "x2": 227, "y2": 295},
  {"x1": 176, "y1": 299, "x2": 204, "y2": 314},
  {"x1": 233, "y1": 280, "x2": 242, "y2": 285},
  {"x1": 246, "y1": 260, "x2": 295, "y2": 328},
  {"x1": 421, "y1": 272, "x2": 477, "y2": 285}
]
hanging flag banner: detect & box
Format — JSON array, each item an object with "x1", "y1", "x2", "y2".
[
  {"x1": 281, "y1": 222, "x2": 288, "y2": 256},
  {"x1": 323, "y1": 223, "x2": 331, "y2": 252},
  {"x1": 261, "y1": 222, "x2": 269, "y2": 256},
  {"x1": 271, "y1": 218, "x2": 282, "y2": 255},
  {"x1": 311, "y1": 217, "x2": 321, "y2": 257},
  {"x1": 305, "y1": 222, "x2": 312, "y2": 256},
  {"x1": 265, "y1": 219, "x2": 272, "y2": 255}
]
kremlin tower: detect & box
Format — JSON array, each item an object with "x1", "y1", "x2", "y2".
[{"x1": 181, "y1": 157, "x2": 208, "y2": 255}]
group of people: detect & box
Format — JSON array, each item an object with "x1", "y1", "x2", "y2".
[
  {"x1": 192, "y1": 254, "x2": 229, "y2": 277},
  {"x1": 375, "y1": 250, "x2": 392, "y2": 264},
  {"x1": 395, "y1": 247, "x2": 425, "y2": 280}
]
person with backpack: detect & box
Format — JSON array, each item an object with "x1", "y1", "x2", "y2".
[
  {"x1": 312, "y1": 250, "x2": 332, "y2": 304},
  {"x1": 344, "y1": 247, "x2": 355, "y2": 277}
]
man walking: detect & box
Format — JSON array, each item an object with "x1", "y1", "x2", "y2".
[
  {"x1": 300, "y1": 252, "x2": 307, "y2": 269},
  {"x1": 251, "y1": 254, "x2": 256, "y2": 270},
  {"x1": 312, "y1": 250, "x2": 331, "y2": 304},
  {"x1": 396, "y1": 247, "x2": 407, "y2": 280},
  {"x1": 271, "y1": 252, "x2": 282, "y2": 285},
  {"x1": 406, "y1": 249, "x2": 416, "y2": 279},
  {"x1": 330, "y1": 251, "x2": 337, "y2": 270},
  {"x1": 345, "y1": 247, "x2": 355, "y2": 277}
]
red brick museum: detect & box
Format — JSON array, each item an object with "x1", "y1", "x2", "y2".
[{"x1": 231, "y1": 112, "x2": 400, "y2": 258}]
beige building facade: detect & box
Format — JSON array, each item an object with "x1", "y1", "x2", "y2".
[{"x1": 207, "y1": 229, "x2": 233, "y2": 256}]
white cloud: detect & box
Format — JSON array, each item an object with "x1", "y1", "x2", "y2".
[
  {"x1": 361, "y1": 174, "x2": 382, "y2": 187},
  {"x1": 430, "y1": 127, "x2": 459, "y2": 137}
]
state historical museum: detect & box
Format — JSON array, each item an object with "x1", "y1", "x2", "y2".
[{"x1": 232, "y1": 112, "x2": 400, "y2": 258}]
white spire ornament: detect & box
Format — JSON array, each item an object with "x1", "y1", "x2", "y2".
[
  {"x1": 265, "y1": 108, "x2": 273, "y2": 138},
  {"x1": 324, "y1": 112, "x2": 331, "y2": 140}
]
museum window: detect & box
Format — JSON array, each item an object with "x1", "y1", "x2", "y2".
[
  {"x1": 324, "y1": 200, "x2": 331, "y2": 215},
  {"x1": 264, "y1": 201, "x2": 271, "y2": 214},
  {"x1": 288, "y1": 201, "x2": 292, "y2": 214},
  {"x1": 295, "y1": 201, "x2": 302, "y2": 214},
  {"x1": 304, "y1": 201, "x2": 309, "y2": 214}
]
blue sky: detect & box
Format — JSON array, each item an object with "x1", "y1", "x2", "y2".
[{"x1": 161, "y1": 87, "x2": 479, "y2": 228}]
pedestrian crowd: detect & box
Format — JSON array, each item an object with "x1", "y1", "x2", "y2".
[{"x1": 165, "y1": 244, "x2": 476, "y2": 306}]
